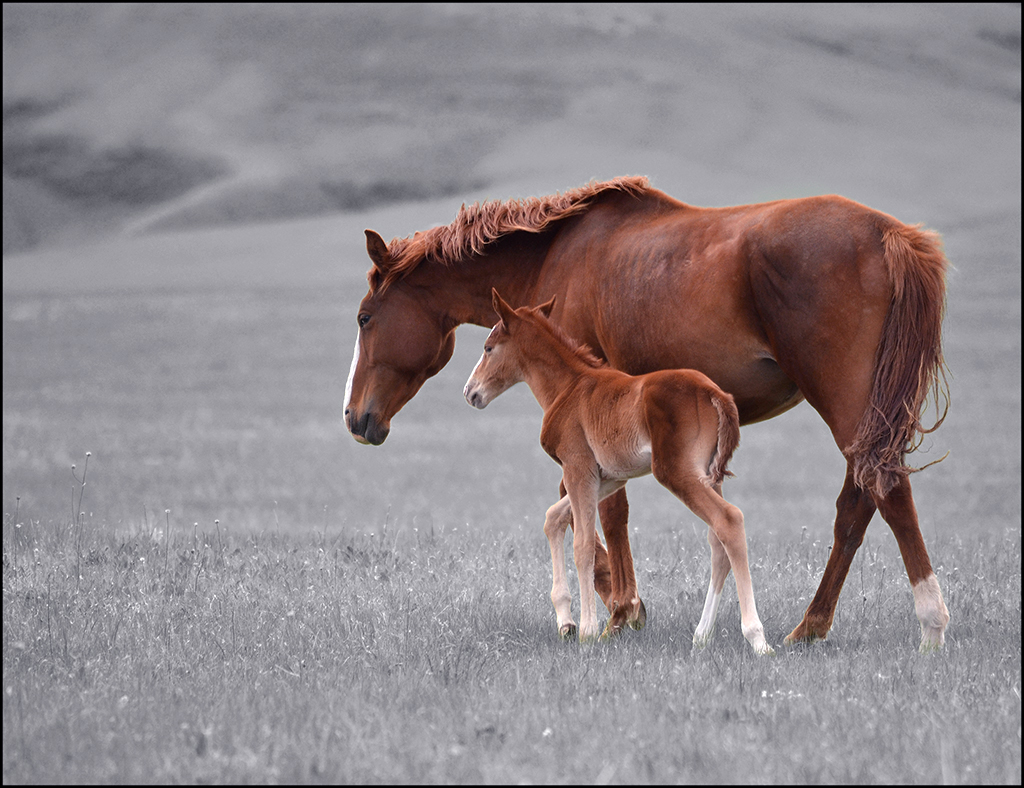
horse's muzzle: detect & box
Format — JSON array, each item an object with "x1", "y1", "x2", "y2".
[{"x1": 345, "y1": 409, "x2": 389, "y2": 445}]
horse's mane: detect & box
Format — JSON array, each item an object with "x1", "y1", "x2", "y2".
[{"x1": 373, "y1": 176, "x2": 650, "y2": 292}]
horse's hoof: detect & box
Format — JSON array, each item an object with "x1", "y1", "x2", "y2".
[
  {"x1": 628, "y1": 598, "x2": 647, "y2": 631},
  {"x1": 918, "y1": 633, "x2": 945, "y2": 653},
  {"x1": 558, "y1": 623, "x2": 577, "y2": 641},
  {"x1": 784, "y1": 621, "x2": 828, "y2": 646}
]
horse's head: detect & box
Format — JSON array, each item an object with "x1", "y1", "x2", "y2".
[
  {"x1": 464, "y1": 289, "x2": 555, "y2": 410},
  {"x1": 344, "y1": 230, "x2": 456, "y2": 445}
]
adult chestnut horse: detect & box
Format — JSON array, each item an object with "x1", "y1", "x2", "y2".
[{"x1": 344, "y1": 176, "x2": 951, "y2": 650}]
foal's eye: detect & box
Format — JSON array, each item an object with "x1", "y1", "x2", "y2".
[
  {"x1": 358, "y1": 314, "x2": 371, "y2": 328},
  {"x1": 484, "y1": 345, "x2": 493, "y2": 354}
]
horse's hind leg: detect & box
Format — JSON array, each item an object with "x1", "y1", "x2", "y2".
[
  {"x1": 693, "y1": 518, "x2": 732, "y2": 648},
  {"x1": 544, "y1": 495, "x2": 576, "y2": 639},
  {"x1": 785, "y1": 466, "x2": 949, "y2": 651},
  {"x1": 786, "y1": 465, "x2": 876, "y2": 645},
  {"x1": 876, "y1": 476, "x2": 949, "y2": 651}
]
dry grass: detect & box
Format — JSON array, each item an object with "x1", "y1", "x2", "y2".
[
  {"x1": 3, "y1": 492, "x2": 1020, "y2": 784},
  {"x1": 2, "y1": 265, "x2": 1020, "y2": 783}
]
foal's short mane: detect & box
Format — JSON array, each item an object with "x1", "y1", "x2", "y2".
[
  {"x1": 373, "y1": 176, "x2": 650, "y2": 293},
  {"x1": 526, "y1": 311, "x2": 606, "y2": 370}
]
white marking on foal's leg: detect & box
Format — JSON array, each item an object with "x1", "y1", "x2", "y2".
[
  {"x1": 544, "y1": 497, "x2": 575, "y2": 638},
  {"x1": 693, "y1": 576, "x2": 723, "y2": 648},
  {"x1": 913, "y1": 573, "x2": 950, "y2": 651},
  {"x1": 693, "y1": 526, "x2": 730, "y2": 648}
]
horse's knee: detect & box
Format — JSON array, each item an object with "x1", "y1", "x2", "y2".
[
  {"x1": 543, "y1": 500, "x2": 569, "y2": 540},
  {"x1": 715, "y1": 501, "x2": 745, "y2": 541}
]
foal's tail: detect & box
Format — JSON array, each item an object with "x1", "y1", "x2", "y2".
[
  {"x1": 846, "y1": 220, "x2": 950, "y2": 499},
  {"x1": 707, "y1": 392, "x2": 741, "y2": 488}
]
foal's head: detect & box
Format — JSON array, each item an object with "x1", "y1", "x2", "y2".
[{"x1": 464, "y1": 289, "x2": 555, "y2": 409}]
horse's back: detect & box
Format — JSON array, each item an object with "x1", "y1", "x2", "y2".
[{"x1": 547, "y1": 191, "x2": 922, "y2": 431}]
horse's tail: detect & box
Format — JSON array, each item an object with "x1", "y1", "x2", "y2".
[
  {"x1": 846, "y1": 220, "x2": 950, "y2": 499},
  {"x1": 707, "y1": 391, "x2": 741, "y2": 487}
]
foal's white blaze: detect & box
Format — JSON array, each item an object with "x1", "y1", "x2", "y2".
[
  {"x1": 344, "y1": 331, "x2": 361, "y2": 414},
  {"x1": 463, "y1": 351, "x2": 493, "y2": 409},
  {"x1": 912, "y1": 573, "x2": 950, "y2": 651}
]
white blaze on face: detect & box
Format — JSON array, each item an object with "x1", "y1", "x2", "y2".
[
  {"x1": 344, "y1": 331, "x2": 361, "y2": 414},
  {"x1": 463, "y1": 351, "x2": 487, "y2": 408}
]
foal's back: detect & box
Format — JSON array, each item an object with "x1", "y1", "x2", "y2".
[{"x1": 543, "y1": 361, "x2": 739, "y2": 489}]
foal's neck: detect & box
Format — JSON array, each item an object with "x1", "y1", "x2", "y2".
[{"x1": 519, "y1": 325, "x2": 594, "y2": 412}]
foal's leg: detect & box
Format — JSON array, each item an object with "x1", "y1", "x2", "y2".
[
  {"x1": 543, "y1": 495, "x2": 576, "y2": 639},
  {"x1": 654, "y1": 464, "x2": 772, "y2": 655},
  {"x1": 562, "y1": 479, "x2": 617, "y2": 613},
  {"x1": 875, "y1": 475, "x2": 950, "y2": 651},
  {"x1": 563, "y1": 471, "x2": 602, "y2": 643},
  {"x1": 692, "y1": 486, "x2": 771, "y2": 655},
  {"x1": 692, "y1": 515, "x2": 733, "y2": 648},
  {"x1": 786, "y1": 465, "x2": 876, "y2": 645}
]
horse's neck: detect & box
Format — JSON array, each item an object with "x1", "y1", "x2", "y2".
[{"x1": 431, "y1": 236, "x2": 550, "y2": 328}]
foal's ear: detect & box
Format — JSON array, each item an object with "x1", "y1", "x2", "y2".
[
  {"x1": 491, "y1": 288, "x2": 516, "y2": 327},
  {"x1": 364, "y1": 229, "x2": 393, "y2": 272},
  {"x1": 536, "y1": 295, "x2": 557, "y2": 319}
]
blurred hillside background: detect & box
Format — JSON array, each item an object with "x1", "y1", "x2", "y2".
[
  {"x1": 2, "y1": 3, "x2": 1020, "y2": 534},
  {"x1": 4, "y1": 4, "x2": 1019, "y2": 278}
]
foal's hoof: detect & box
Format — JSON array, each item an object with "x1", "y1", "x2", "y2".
[
  {"x1": 918, "y1": 633, "x2": 945, "y2": 654},
  {"x1": 558, "y1": 623, "x2": 577, "y2": 641}
]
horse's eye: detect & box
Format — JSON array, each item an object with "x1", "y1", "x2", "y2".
[
  {"x1": 484, "y1": 345, "x2": 493, "y2": 354},
  {"x1": 358, "y1": 314, "x2": 371, "y2": 328}
]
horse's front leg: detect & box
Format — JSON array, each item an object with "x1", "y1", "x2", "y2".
[
  {"x1": 599, "y1": 488, "x2": 647, "y2": 636},
  {"x1": 543, "y1": 495, "x2": 576, "y2": 639}
]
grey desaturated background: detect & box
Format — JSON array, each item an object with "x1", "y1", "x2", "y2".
[{"x1": 2, "y1": 4, "x2": 1020, "y2": 535}]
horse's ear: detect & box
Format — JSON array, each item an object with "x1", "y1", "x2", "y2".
[
  {"x1": 491, "y1": 288, "x2": 516, "y2": 327},
  {"x1": 365, "y1": 229, "x2": 393, "y2": 272},
  {"x1": 537, "y1": 295, "x2": 557, "y2": 318}
]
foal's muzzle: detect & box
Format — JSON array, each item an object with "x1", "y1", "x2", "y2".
[{"x1": 464, "y1": 380, "x2": 488, "y2": 410}]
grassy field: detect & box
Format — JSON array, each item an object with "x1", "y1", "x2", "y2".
[
  {"x1": 2, "y1": 269, "x2": 1020, "y2": 783},
  {"x1": 3, "y1": 488, "x2": 1020, "y2": 784},
  {"x1": 3, "y1": 4, "x2": 1021, "y2": 785}
]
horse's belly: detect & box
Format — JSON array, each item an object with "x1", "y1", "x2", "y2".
[{"x1": 596, "y1": 442, "x2": 652, "y2": 482}]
